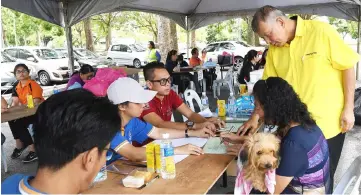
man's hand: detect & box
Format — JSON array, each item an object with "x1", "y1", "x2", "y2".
[
  {"x1": 226, "y1": 144, "x2": 242, "y2": 156},
  {"x1": 174, "y1": 144, "x2": 204, "y2": 155},
  {"x1": 341, "y1": 107, "x2": 355, "y2": 132},
  {"x1": 220, "y1": 132, "x2": 245, "y2": 144},
  {"x1": 207, "y1": 117, "x2": 226, "y2": 129},
  {"x1": 237, "y1": 114, "x2": 260, "y2": 136},
  {"x1": 190, "y1": 127, "x2": 215, "y2": 138},
  {"x1": 195, "y1": 121, "x2": 216, "y2": 131}
]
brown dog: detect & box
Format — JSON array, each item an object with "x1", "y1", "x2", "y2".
[{"x1": 242, "y1": 133, "x2": 280, "y2": 192}]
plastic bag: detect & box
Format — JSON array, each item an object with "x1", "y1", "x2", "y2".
[{"x1": 354, "y1": 88, "x2": 361, "y2": 125}]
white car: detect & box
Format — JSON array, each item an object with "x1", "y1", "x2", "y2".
[
  {"x1": 1, "y1": 52, "x2": 37, "y2": 93},
  {"x1": 203, "y1": 41, "x2": 265, "y2": 64},
  {"x1": 107, "y1": 43, "x2": 147, "y2": 68},
  {"x1": 55, "y1": 48, "x2": 114, "y2": 68},
  {"x1": 3, "y1": 47, "x2": 80, "y2": 86}
]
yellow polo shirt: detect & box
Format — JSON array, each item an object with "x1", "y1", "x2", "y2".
[{"x1": 263, "y1": 16, "x2": 360, "y2": 139}]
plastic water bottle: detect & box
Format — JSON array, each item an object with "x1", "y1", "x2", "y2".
[
  {"x1": 53, "y1": 85, "x2": 59, "y2": 94},
  {"x1": 201, "y1": 92, "x2": 209, "y2": 110},
  {"x1": 228, "y1": 92, "x2": 237, "y2": 118},
  {"x1": 160, "y1": 133, "x2": 176, "y2": 179},
  {"x1": 93, "y1": 151, "x2": 113, "y2": 183}
]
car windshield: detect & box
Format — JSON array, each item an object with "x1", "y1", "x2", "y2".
[
  {"x1": 1, "y1": 52, "x2": 15, "y2": 63},
  {"x1": 129, "y1": 44, "x2": 146, "y2": 52},
  {"x1": 74, "y1": 49, "x2": 98, "y2": 58},
  {"x1": 33, "y1": 49, "x2": 61, "y2": 60},
  {"x1": 236, "y1": 41, "x2": 251, "y2": 47}
]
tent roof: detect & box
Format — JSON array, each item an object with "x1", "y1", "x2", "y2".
[{"x1": 2, "y1": 0, "x2": 361, "y2": 30}]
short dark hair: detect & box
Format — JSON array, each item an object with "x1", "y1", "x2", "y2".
[
  {"x1": 191, "y1": 48, "x2": 198, "y2": 55},
  {"x1": 13, "y1": 64, "x2": 29, "y2": 76},
  {"x1": 251, "y1": 5, "x2": 286, "y2": 33},
  {"x1": 33, "y1": 89, "x2": 120, "y2": 170},
  {"x1": 143, "y1": 61, "x2": 165, "y2": 81},
  {"x1": 72, "y1": 64, "x2": 95, "y2": 76},
  {"x1": 149, "y1": 41, "x2": 155, "y2": 49}
]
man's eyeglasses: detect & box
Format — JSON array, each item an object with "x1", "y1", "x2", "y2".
[
  {"x1": 15, "y1": 70, "x2": 29, "y2": 75},
  {"x1": 150, "y1": 77, "x2": 172, "y2": 86}
]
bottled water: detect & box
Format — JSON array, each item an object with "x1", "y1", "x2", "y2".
[
  {"x1": 160, "y1": 133, "x2": 176, "y2": 179},
  {"x1": 227, "y1": 92, "x2": 237, "y2": 118},
  {"x1": 93, "y1": 151, "x2": 113, "y2": 183},
  {"x1": 201, "y1": 92, "x2": 209, "y2": 110},
  {"x1": 53, "y1": 85, "x2": 59, "y2": 94}
]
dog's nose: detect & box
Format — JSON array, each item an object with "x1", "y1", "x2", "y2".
[{"x1": 265, "y1": 163, "x2": 272, "y2": 169}]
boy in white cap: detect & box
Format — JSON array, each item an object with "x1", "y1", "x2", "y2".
[{"x1": 106, "y1": 77, "x2": 215, "y2": 162}]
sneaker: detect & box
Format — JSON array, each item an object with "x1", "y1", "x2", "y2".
[
  {"x1": 22, "y1": 151, "x2": 38, "y2": 163},
  {"x1": 11, "y1": 148, "x2": 25, "y2": 159}
]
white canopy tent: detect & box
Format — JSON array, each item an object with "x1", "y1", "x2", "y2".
[{"x1": 2, "y1": 0, "x2": 361, "y2": 77}]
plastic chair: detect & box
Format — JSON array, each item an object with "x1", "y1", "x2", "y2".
[
  {"x1": 333, "y1": 156, "x2": 361, "y2": 195},
  {"x1": 184, "y1": 89, "x2": 203, "y2": 112},
  {"x1": 1, "y1": 133, "x2": 8, "y2": 173},
  {"x1": 213, "y1": 67, "x2": 235, "y2": 98}
]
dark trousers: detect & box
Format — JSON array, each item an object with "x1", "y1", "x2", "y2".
[
  {"x1": 327, "y1": 132, "x2": 346, "y2": 192},
  {"x1": 8, "y1": 116, "x2": 34, "y2": 148}
]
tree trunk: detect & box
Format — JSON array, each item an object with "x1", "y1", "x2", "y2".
[
  {"x1": 191, "y1": 30, "x2": 196, "y2": 48},
  {"x1": 106, "y1": 24, "x2": 112, "y2": 51},
  {"x1": 83, "y1": 18, "x2": 94, "y2": 51},
  {"x1": 169, "y1": 20, "x2": 178, "y2": 51},
  {"x1": 254, "y1": 33, "x2": 260, "y2": 46},
  {"x1": 79, "y1": 31, "x2": 83, "y2": 47},
  {"x1": 1, "y1": 23, "x2": 6, "y2": 47},
  {"x1": 157, "y1": 15, "x2": 171, "y2": 63},
  {"x1": 244, "y1": 16, "x2": 255, "y2": 45}
]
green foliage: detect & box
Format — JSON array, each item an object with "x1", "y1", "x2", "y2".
[{"x1": 205, "y1": 19, "x2": 239, "y2": 43}]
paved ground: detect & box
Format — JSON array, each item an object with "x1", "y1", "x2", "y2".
[{"x1": 1, "y1": 75, "x2": 361, "y2": 193}]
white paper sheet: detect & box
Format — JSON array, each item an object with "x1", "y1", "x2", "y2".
[{"x1": 153, "y1": 138, "x2": 208, "y2": 164}]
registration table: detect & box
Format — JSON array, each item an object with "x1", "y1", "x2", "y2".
[
  {"x1": 1, "y1": 105, "x2": 39, "y2": 123},
  {"x1": 84, "y1": 154, "x2": 235, "y2": 194}
]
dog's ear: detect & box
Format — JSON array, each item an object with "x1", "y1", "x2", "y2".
[{"x1": 244, "y1": 135, "x2": 255, "y2": 166}]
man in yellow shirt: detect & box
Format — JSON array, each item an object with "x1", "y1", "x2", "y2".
[{"x1": 236, "y1": 5, "x2": 359, "y2": 191}]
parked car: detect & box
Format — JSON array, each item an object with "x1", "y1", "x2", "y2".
[
  {"x1": 107, "y1": 43, "x2": 147, "y2": 68},
  {"x1": 1, "y1": 52, "x2": 37, "y2": 93},
  {"x1": 54, "y1": 48, "x2": 114, "y2": 68},
  {"x1": 3, "y1": 46, "x2": 80, "y2": 86},
  {"x1": 203, "y1": 41, "x2": 265, "y2": 64}
]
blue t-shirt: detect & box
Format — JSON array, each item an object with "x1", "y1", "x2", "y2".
[
  {"x1": 2, "y1": 174, "x2": 43, "y2": 194},
  {"x1": 108, "y1": 118, "x2": 153, "y2": 164},
  {"x1": 276, "y1": 125, "x2": 330, "y2": 194}
]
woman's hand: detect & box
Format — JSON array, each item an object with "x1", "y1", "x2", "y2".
[
  {"x1": 237, "y1": 114, "x2": 259, "y2": 136},
  {"x1": 220, "y1": 132, "x2": 245, "y2": 144},
  {"x1": 174, "y1": 144, "x2": 204, "y2": 155},
  {"x1": 207, "y1": 117, "x2": 226, "y2": 129},
  {"x1": 190, "y1": 127, "x2": 215, "y2": 138},
  {"x1": 226, "y1": 144, "x2": 243, "y2": 156}
]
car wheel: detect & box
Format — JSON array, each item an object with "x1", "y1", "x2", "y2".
[
  {"x1": 133, "y1": 59, "x2": 142, "y2": 69},
  {"x1": 38, "y1": 71, "x2": 51, "y2": 86}
]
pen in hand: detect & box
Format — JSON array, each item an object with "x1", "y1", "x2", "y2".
[{"x1": 220, "y1": 126, "x2": 235, "y2": 145}]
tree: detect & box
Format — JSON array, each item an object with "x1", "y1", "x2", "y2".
[
  {"x1": 92, "y1": 12, "x2": 122, "y2": 50},
  {"x1": 124, "y1": 12, "x2": 158, "y2": 42},
  {"x1": 329, "y1": 17, "x2": 349, "y2": 40},
  {"x1": 157, "y1": 15, "x2": 171, "y2": 63},
  {"x1": 73, "y1": 22, "x2": 84, "y2": 47},
  {"x1": 206, "y1": 23, "x2": 226, "y2": 43},
  {"x1": 169, "y1": 20, "x2": 178, "y2": 51},
  {"x1": 298, "y1": 14, "x2": 317, "y2": 20},
  {"x1": 83, "y1": 18, "x2": 94, "y2": 51},
  {"x1": 191, "y1": 30, "x2": 196, "y2": 48}
]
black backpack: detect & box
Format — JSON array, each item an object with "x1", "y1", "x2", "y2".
[{"x1": 354, "y1": 88, "x2": 361, "y2": 125}]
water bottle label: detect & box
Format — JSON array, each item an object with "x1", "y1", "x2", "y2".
[
  {"x1": 202, "y1": 99, "x2": 208, "y2": 105},
  {"x1": 165, "y1": 156, "x2": 176, "y2": 173},
  {"x1": 163, "y1": 147, "x2": 174, "y2": 157}
]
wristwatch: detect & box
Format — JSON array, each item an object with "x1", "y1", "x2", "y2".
[
  {"x1": 186, "y1": 121, "x2": 194, "y2": 129},
  {"x1": 185, "y1": 128, "x2": 189, "y2": 138}
]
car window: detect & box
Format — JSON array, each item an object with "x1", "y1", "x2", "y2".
[
  {"x1": 19, "y1": 49, "x2": 34, "y2": 60},
  {"x1": 4, "y1": 49, "x2": 18, "y2": 58},
  {"x1": 33, "y1": 49, "x2": 60, "y2": 60},
  {"x1": 129, "y1": 44, "x2": 146, "y2": 52},
  {"x1": 236, "y1": 41, "x2": 251, "y2": 47},
  {"x1": 119, "y1": 45, "x2": 128, "y2": 52},
  {"x1": 111, "y1": 45, "x2": 121, "y2": 51},
  {"x1": 1, "y1": 52, "x2": 15, "y2": 63},
  {"x1": 74, "y1": 49, "x2": 98, "y2": 58},
  {"x1": 205, "y1": 44, "x2": 218, "y2": 52},
  {"x1": 220, "y1": 42, "x2": 236, "y2": 50}
]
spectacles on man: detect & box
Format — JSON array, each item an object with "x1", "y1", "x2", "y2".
[
  {"x1": 150, "y1": 77, "x2": 172, "y2": 86},
  {"x1": 15, "y1": 70, "x2": 29, "y2": 75}
]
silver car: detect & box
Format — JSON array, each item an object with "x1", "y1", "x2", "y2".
[
  {"x1": 1, "y1": 52, "x2": 37, "y2": 93},
  {"x1": 55, "y1": 48, "x2": 114, "y2": 68}
]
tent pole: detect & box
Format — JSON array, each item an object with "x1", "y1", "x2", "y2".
[
  {"x1": 186, "y1": 16, "x2": 190, "y2": 60},
  {"x1": 65, "y1": 26, "x2": 75, "y2": 74},
  {"x1": 357, "y1": 6, "x2": 361, "y2": 80}
]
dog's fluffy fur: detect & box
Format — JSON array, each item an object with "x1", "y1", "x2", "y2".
[{"x1": 242, "y1": 133, "x2": 280, "y2": 192}]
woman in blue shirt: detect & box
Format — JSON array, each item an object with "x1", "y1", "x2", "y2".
[
  {"x1": 106, "y1": 77, "x2": 215, "y2": 163},
  {"x1": 222, "y1": 77, "x2": 330, "y2": 194}
]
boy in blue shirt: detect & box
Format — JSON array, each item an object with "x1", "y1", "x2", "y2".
[
  {"x1": 2, "y1": 89, "x2": 121, "y2": 194},
  {"x1": 106, "y1": 77, "x2": 215, "y2": 162}
]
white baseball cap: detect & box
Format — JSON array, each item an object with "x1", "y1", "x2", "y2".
[{"x1": 107, "y1": 77, "x2": 157, "y2": 104}]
